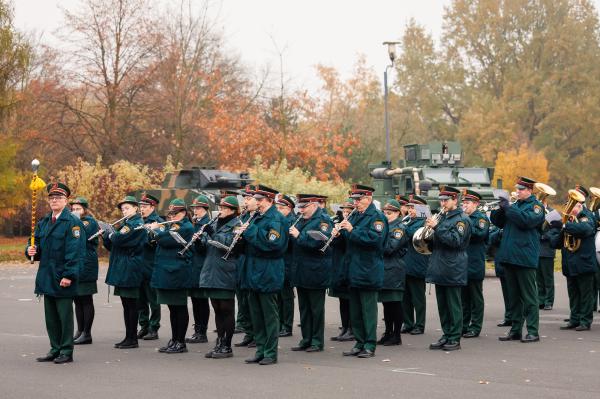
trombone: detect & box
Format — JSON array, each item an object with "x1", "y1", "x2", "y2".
[{"x1": 87, "y1": 215, "x2": 128, "y2": 241}]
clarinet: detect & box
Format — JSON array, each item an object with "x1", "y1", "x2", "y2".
[
  {"x1": 320, "y1": 208, "x2": 357, "y2": 252},
  {"x1": 222, "y1": 211, "x2": 257, "y2": 260},
  {"x1": 178, "y1": 213, "x2": 220, "y2": 256},
  {"x1": 289, "y1": 214, "x2": 303, "y2": 230}
]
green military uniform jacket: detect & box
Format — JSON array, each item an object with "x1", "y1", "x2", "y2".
[
  {"x1": 141, "y1": 211, "x2": 163, "y2": 280},
  {"x1": 549, "y1": 208, "x2": 598, "y2": 276},
  {"x1": 382, "y1": 218, "x2": 408, "y2": 291},
  {"x1": 104, "y1": 214, "x2": 145, "y2": 288},
  {"x1": 490, "y1": 194, "x2": 545, "y2": 268},
  {"x1": 77, "y1": 215, "x2": 98, "y2": 283},
  {"x1": 190, "y1": 213, "x2": 211, "y2": 288},
  {"x1": 29, "y1": 209, "x2": 84, "y2": 297},
  {"x1": 341, "y1": 202, "x2": 388, "y2": 289},
  {"x1": 239, "y1": 205, "x2": 288, "y2": 293},
  {"x1": 403, "y1": 217, "x2": 429, "y2": 279},
  {"x1": 198, "y1": 215, "x2": 241, "y2": 290},
  {"x1": 426, "y1": 208, "x2": 471, "y2": 286},
  {"x1": 292, "y1": 207, "x2": 334, "y2": 289},
  {"x1": 466, "y1": 210, "x2": 489, "y2": 281},
  {"x1": 283, "y1": 212, "x2": 297, "y2": 284},
  {"x1": 151, "y1": 217, "x2": 194, "y2": 289}
]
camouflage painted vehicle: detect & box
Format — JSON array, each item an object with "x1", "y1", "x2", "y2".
[
  {"x1": 369, "y1": 141, "x2": 501, "y2": 212},
  {"x1": 130, "y1": 167, "x2": 252, "y2": 217}
]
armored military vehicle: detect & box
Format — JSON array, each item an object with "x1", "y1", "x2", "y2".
[
  {"x1": 130, "y1": 167, "x2": 252, "y2": 217},
  {"x1": 369, "y1": 141, "x2": 500, "y2": 211}
]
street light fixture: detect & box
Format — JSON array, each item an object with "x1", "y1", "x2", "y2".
[{"x1": 382, "y1": 41, "x2": 400, "y2": 164}]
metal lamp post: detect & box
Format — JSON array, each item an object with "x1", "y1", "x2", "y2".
[{"x1": 382, "y1": 41, "x2": 400, "y2": 164}]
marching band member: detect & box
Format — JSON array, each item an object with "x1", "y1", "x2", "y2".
[
  {"x1": 104, "y1": 196, "x2": 146, "y2": 350},
  {"x1": 289, "y1": 194, "x2": 333, "y2": 353},
  {"x1": 537, "y1": 196, "x2": 557, "y2": 311},
  {"x1": 492, "y1": 177, "x2": 545, "y2": 343},
  {"x1": 401, "y1": 196, "x2": 430, "y2": 335},
  {"x1": 275, "y1": 194, "x2": 297, "y2": 338},
  {"x1": 150, "y1": 199, "x2": 194, "y2": 354},
  {"x1": 200, "y1": 196, "x2": 242, "y2": 359},
  {"x1": 426, "y1": 186, "x2": 471, "y2": 351},
  {"x1": 238, "y1": 185, "x2": 288, "y2": 365},
  {"x1": 340, "y1": 184, "x2": 387, "y2": 359},
  {"x1": 460, "y1": 190, "x2": 489, "y2": 338},
  {"x1": 489, "y1": 226, "x2": 512, "y2": 327},
  {"x1": 186, "y1": 195, "x2": 212, "y2": 344},
  {"x1": 378, "y1": 199, "x2": 408, "y2": 346},
  {"x1": 70, "y1": 197, "x2": 99, "y2": 345},
  {"x1": 137, "y1": 194, "x2": 162, "y2": 341}
]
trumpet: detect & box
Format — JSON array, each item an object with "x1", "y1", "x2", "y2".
[
  {"x1": 87, "y1": 215, "x2": 128, "y2": 241},
  {"x1": 477, "y1": 200, "x2": 501, "y2": 212},
  {"x1": 412, "y1": 210, "x2": 445, "y2": 255},
  {"x1": 178, "y1": 213, "x2": 220, "y2": 256},
  {"x1": 563, "y1": 189, "x2": 586, "y2": 252},
  {"x1": 320, "y1": 208, "x2": 357, "y2": 253},
  {"x1": 222, "y1": 211, "x2": 257, "y2": 260}
]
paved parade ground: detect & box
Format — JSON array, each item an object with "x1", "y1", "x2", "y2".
[{"x1": 0, "y1": 263, "x2": 599, "y2": 399}]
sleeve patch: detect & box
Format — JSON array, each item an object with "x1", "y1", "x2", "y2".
[
  {"x1": 72, "y1": 226, "x2": 81, "y2": 238},
  {"x1": 268, "y1": 229, "x2": 281, "y2": 241},
  {"x1": 478, "y1": 218, "x2": 487, "y2": 229},
  {"x1": 456, "y1": 221, "x2": 466, "y2": 235},
  {"x1": 82, "y1": 220, "x2": 89, "y2": 227},
  {"x1": 170, "y1": 223, "x2": 180, "y2": 231},
  {"x1": 119, "y1": 225, "x2": 130, "y2": 234},
  {"x1": 373, "y1": 220, "x2": 384, "y2": 232},
  {"x1": 533, "y1": 205, "x2": 542, "y2": 214},
  {"x1": 393, "y1": 228, "x2": 404, "y2": 239},
  {"x1": 320, "y1": 222, "x2": 330, "y2": 233},
  {"x1": 580, "y1": 217, "x2": 589, "y2": 223}
]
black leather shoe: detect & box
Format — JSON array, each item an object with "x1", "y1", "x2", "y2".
[
  {"x1": 560, "y1": 323, "x2": 579, "y2": 330},
  {"x1": 73, "y1": 330, "x2": 82, "y2": 341},
  {"x1": 258, "y1": 357, "x2": 277, "y2": 365},
  {"x1": 279, "y1": 330, "x2": 292, "y2": 337},
  {"x1": 409, "y1": 328, "x2": 424, "y2": 335},
  {"x1": 36, "y1": 353, "x2": 58, "y2": 362},
  {"x1": 337, "y1": 329, "x2": 355, "y2": 342},
  {"x1": 499, "y1": 332, "x2": 522, "y2": 341},
  {"x1": 462, "y1": 331, "x2": 479, "y2": 338},
  {"x1": 563, "y1": 318, "x2": 570, "y2": 322},
  {"x1": 137, "y1": 327, "x2": 149, "y2": 339},
  {"x1": 159, "y1": 339, "x2": 175, "y2": 353},
  {"x1": 400, "y1": 325, "x2": 413, "y2": 334},
  {"x1": 53, "y1": 354, "x2": 73, "y2": 364},
  {"x1": 143, "y1": 330, "x2": 159, "y2": 340},
  {"x1": 74, "y1": 333, "x2": 92, "y2": 345},
  {"x1": 575, "y1": 325, "x2": 590, "y2": 331},
  {"x1": 377, "y1": 333, "x2": 391, "y2": 345},
  {"x1": 165, "y1": 342, "x2": 188, "y2": 353},
  {"x1": 247, "y1": 340, "x2": 256, "y2": 348},
  {"x1": 520, "y1": 334, "x2": 540, "y2": 343},
  {"x1": 233, "y1": 327, "x2": 243, "y2": 334},
  {"x1": 343, "y1": 347, "x2": 363, "y2": 356},
  {"x1": 212, "y1": 346, "x2": 233, "y2": 359},
  {"x1": 118, "y1": 339, "x2": 139, "y2": 349},
  {"x1": 357, "y1": 349, "x2": 375, "y2": 358},
  {"x1": 291, "y1": 345, "x2": 308, "y2": 351},
  {"x1": 543, "y1": 305, "x2": 553, "y2": 310},
  {"x1": 114, "y1": 338, "x2": 127, "y2": 348},
  {"x1": 497, "y1": 320, "x2": 512, "y2": 327},
  {"x1": 245, "y1": 355, "x2": 263, "y2": 364},
  {"x1": 538, "y1": 304, "x2": 545, "y2": 309},
  {"x1": 443, "y1": 341, "x2": 461, "y2": 351},
  {"x1": 235, "y1": 336, "x2": 253, "y2": 347},
  {"x1": 429, "y1": 338, "x2": 448, "y2": 350},
  {"x1": 305, "y1": 346, "x2": 322, "y2": 353},
  {"x1": 383, "y1": 336, "x2": 402, "y2": 346}
]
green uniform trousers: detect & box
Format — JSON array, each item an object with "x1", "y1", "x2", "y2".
[
  {"x1": 248, "y1": 291, "x2": 279, "y2": 360},
  {"x1": 504, "y1": 264, "x2": 539, "y2": 336},
  {"x1": 401, "y1": 276, "x2": 426, "y2": 331},
  {"x1": 536, "y1": 257, "x2": 555, "y2": 307},
  {"x1": 297, "y1": 288, "x2": 325, "y2": 349},
  {"x1": 44, "y1": 296, "x2": 74, "y2": 356},
  {"x1": 138, "y1": 279, "x2": 161, "y2": 331},
  {"x1": 277, "y1": 281, "x2": 295, "y2": 333},
  {"x1": 348, "y1": 288, "x2": 378, "y2": 352},
  {"x1": 236, "y1": 289, "x2": 254, "y2": 340},
  {"x1": 499, "y1": 276, "x2": 513, "y2": 321},
  {"x1": 594, "y1": 269, "x2": 600, "y2": 311},
  {"x1": 567, "y1": 273, "x2": 596, "y2": 327},
  {"x1": 461, "y1": 279, "x2": 484, "y2": 335},
  {"x1": 435, "y1": 285, "x2": 462, "y2": 342}
]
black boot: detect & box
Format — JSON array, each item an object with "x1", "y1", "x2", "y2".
[
  {"x1": 383, "y1": 332, "x2": 402, "y2": 346},
  {"x1": 74, "y1": 332, "x2": 92, "y2": 345},
  {"x1": 186, "y1": 324, "x2": 208, "y2": 344},
  {"x1": 205, "y1": 337, "x2": 221, "y2": 358}
]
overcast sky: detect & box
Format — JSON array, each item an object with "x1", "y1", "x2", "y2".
[{"x1": 13, "y1": 0, "x2": 600, "y2": 93}]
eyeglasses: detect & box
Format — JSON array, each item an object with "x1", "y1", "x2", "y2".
[
  {"x1": 48, "y1": 196, "x2": 65, "y2": 201},
  {"x1": 383, "y1": 210, "x2": 396, "y2": 215}
]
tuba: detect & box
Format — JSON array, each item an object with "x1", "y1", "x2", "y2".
[
  {"x1": 562, "y1": 189, "x2": 586, "y2": 252},
  {"x1": 590, "y1": 187, "x2": 600, "y2": 264},
  {"x1": 534, "y1": 182, "x2": 556, "y2": 203},
  {"x1": 412, "y1": 211, "x2": 445, "y2": 255}
]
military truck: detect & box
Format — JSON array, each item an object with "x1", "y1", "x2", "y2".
[
  {"x1": 130, "y1": 167, "x2": 252, "y2": 217},
  {"x1": 369, "y1": 141, "x2": 501, "y2": 212}
]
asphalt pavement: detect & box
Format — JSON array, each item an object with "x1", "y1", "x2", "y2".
[{"x1": 0, "y1": 263, "x2": 599, "y2": 399}]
